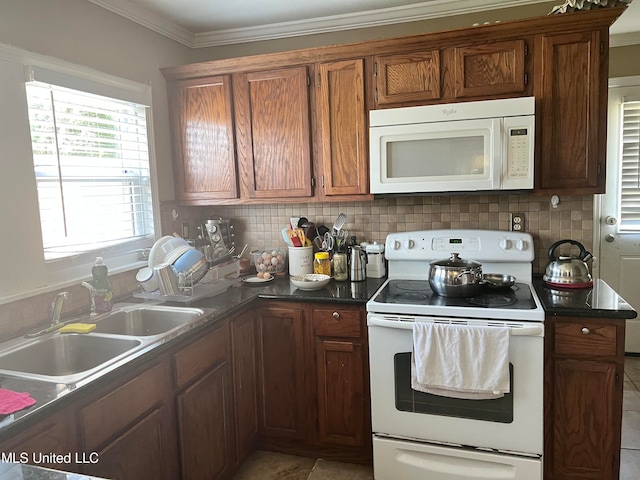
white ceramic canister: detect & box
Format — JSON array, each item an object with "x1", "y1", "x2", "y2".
[{"x1": 288, "y1": 246, "x2": 313, "y2": 276}]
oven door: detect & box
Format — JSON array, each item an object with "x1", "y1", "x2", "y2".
[{"x1": 367, "y1": 314, "x2": 544, "y2": 456}]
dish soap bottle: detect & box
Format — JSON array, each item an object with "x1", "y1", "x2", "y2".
[{"x1": 91, "y1": 257, "x2": 113, "y2": 313}]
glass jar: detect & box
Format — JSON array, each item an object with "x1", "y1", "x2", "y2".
[
  {"x1": 332, "y1": 252, "x2": 348, "y2": 281},
  {"x1": 313, "y1": 251, "x2": 331, "y2": 275}
]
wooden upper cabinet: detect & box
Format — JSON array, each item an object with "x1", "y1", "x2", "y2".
[
  {"x1": 168, "y1": 76, "x2": 238, "y2": 203},
  {"x1": 453, "y1": 39, "x2": 526, "y2": 98},
  {"x1": 535, "y1": 30, "x2": 606, "y2": 194},
  {"x1": 374, "y1": 50, "x2": 441, "y2": 106},
  {"x1": 316, "y1": 58, "x2": 369, "y2": 197},
  {"x1": 233, "y1": 66, "x2": 313, "y2": 199}
]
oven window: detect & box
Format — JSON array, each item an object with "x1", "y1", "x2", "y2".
[{"x1": 394, "y1": 353, "x2": 514, "y2": 423}]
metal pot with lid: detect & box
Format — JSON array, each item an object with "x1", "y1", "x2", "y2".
[
  {"x1": 543, "y1": 239, "x2": 594, "y2": 289},
  {"x1": 429, "y1": 253, "x2": 483, "y2": 297}
]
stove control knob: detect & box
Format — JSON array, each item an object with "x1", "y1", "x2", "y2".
[
  {"x1": 393, "y1": 240, "x2": 401, "y2": 250},
  {"x1": 499, "y1": 239, "x2": 512, "y2": 250},
  {"x1": 407, "y1": 239, "x2": 415, "y2": 249},
  {"x1": 515, "y1": 240, "x2": 527, "y2": 251}
]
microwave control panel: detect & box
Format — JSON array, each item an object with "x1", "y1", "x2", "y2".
[{"x1": 507, "y1": 127, "x2": 530, "y2": 179}]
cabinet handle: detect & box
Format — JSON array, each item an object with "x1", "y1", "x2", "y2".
[
  {"x1": 332, "y1": 312, "x2": 340, "y2": 319},
  {"x1": 581, "y1": 327, "x2": 590, "y2": 335}
]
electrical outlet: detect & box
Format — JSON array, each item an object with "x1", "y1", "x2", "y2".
[{"x1": 510, "y1": 213, "x2": 525, "y2": 232}]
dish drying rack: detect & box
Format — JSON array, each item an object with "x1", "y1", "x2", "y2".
[{"x1": 134, "y1": 259, "x2": 240, "y2": 303}]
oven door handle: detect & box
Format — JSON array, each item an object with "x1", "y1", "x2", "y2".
[{"x1": 367, "y1": 316, "x2": 544, "y2": 336}]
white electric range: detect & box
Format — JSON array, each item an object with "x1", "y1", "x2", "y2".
[{"x1": 366, "y1": 229, "x2": 545, "y2": 480}]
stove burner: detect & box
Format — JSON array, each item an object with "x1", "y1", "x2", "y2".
[
  {"x1": 467, "y1": 293, "x2": 518, "y2": 308},
  {"x1": 394, "y1": 292, "x2": 430, "y2": 302},
  {"x1": 396, "y1": 281, "x2": 428, "y2": 292}
]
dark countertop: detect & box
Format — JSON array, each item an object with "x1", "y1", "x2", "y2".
[
  {"x1": 533, "y1": 277, "x2": 637, "y2": 319},
  {"x1": 0, "y1": 462, "x2": 106, "y2": 479},
  {"x1": 0, "y1": 276, "x2": 385, "y2": 446}
]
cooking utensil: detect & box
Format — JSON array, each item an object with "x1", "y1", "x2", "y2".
[
  {"x1": 543, "y1": 239, "x2": 593, "y2": 288},
  {"x1": 322, "y1": 232, "x2": 334, "y2": 252},
  {"x1": 286, "y1": 229, "x2": 302, "y2": 247},
  {"x1": 332, "y1": 213, "x2": 347, "y2": 235},
  {"x1": 429, "y1": 253, "x2": 483, "y2": 297},
  {"x1": 482, "y1": 273, "x2": 516, "y2": 290}
]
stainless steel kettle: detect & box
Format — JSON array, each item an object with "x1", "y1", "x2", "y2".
[
  {"x1": 543, "y1": 239, "x2": 594, "y2": 288},
  {"x1": 349, "y1": 246, "x2": 367, "y2": 282}
]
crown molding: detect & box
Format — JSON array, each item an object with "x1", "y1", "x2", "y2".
[
  {"x1": 89, "y1": 0, "x2": 556, "y2": 48},
  {"x1": 88, "y1": 0, "x2": 195, "y2": 47},
  {"x1": 610, "y1": 31, "x2": 640, "y2": 47}
]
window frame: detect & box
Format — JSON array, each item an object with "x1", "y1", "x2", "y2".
[{"x1": 0, "y1": 43, "x2": 160, "y2": 304}]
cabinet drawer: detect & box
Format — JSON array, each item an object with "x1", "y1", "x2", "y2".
[
  {"x1": 554, "y1": 322, "x2": 618, "y2": 357},
  {"x1": 81, "y1": 362, "x2": 167, "y2": 451},
  {"x1": 174, "y1": 323, "x2": 229, "y2": 389},
  {"x1": 313, "y1": 307, "x2": 362, "y2": 338}
]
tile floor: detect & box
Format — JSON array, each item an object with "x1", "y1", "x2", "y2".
[
  {"x1": 231, "y1": 451, "x2": 373, "y2": 480},
  {"x1": 233, "y1": 360, "x2": 640, "y2": 479},
  {"x1": 622, "y1": 355, "x2": 640, "y2": 479}
]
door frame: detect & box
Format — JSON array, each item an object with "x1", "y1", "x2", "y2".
[{"x1": 592, "y1": 75, "x2": 640, "y2": 280}]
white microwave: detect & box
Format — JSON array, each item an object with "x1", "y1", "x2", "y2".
[{"x1": 369, "y1": 97, "x2": 535, "y2": 195}]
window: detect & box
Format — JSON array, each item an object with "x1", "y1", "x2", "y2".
[
  {"x1": 26, "y1": 83, "x2": 154, "y2": 260},
  {"x1": 619, "y1": 98, "x2": 640, "y2": 231}
]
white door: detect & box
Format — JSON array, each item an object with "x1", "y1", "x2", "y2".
[{"x1": 596, "y1": 76, "x2": 640, "y2": 353}]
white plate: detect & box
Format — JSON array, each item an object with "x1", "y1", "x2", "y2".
[
  {"x1": 148, "y1": 235, "x2": 174, "y2": 268},
  {"x1": 241, "y1": 275, "x2": 274, "y2": 284}
]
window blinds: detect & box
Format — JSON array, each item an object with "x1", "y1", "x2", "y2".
[
  {"x1": 620, "y1": 99, "x2": 640, "y2": 231},
  {"x1": 26, "y1": 83, "x2": 154, "y2": 259}
]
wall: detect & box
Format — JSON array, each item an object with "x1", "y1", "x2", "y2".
[
  {"x1": 0, "y1": 0, "x2": 192, "y2": 339},
  {"x1": 0, "y1": 1, "x2": 633, "y2": 339},
  {"x1": 162, "y1": 193, "x2": 593, "y2": 278}
]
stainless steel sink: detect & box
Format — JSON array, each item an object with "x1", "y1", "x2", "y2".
[
  {"x1": 0, "y1": 305, "x2": 206, "y2": 384},
  {"x1": 0, "y1": 334, "x2": 143, "y2": 383},
  {"x1": 92, "y1": 306, "x2": 204, "y2": 336}
]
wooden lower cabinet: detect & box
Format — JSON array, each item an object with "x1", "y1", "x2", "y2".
[
  {"x1": 176, "y1": 364, "x2": 234, "y2": 480},
  {"x1": 84, "y1": 407, "x2": 171, "y2": 480},
  {"x1": 544, "y1": 316, "x2": 625, "y2": 480},
  {"x1": 230, "y1": 310, "x2": 259, "y2": 464},
  {"x1": 256, "y1": 300, "x2": 372, "y2": 464},
  {"x1": 174, "y1": 320, "x2": 234, "y2": 480},
  {"x1": 0, "y1": 300, "x2": 373, "y2": 478},
  {"x1": 0, "y1": 408, "x2": 79, "y2": 471},
  {"x1": 256, "y1": 302, "x2": 310, "y2": 440}
]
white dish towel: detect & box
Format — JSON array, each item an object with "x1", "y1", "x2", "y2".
[{"x1": 411, "y1": 321, "x2": 510, "y2": 399}]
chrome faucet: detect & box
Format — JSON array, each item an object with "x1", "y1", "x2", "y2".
[
  {"x1": 81, "y1": 282, "x2": 97, "y2": 317},
  {"x1": 50, "y1": 291, "x2": 70, "y2": 326}
]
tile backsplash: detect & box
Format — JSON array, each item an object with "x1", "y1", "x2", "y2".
[
  {"x1": 0, "y1": 193, "x2": 593, "y2": 342},
  {"x1": 164, "y1": 193, "x2": 594, "y2": 276}
]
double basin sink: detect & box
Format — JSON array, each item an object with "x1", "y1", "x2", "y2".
[{"x1": 0, "y1": 305, "x2": 205, "y2": 384}]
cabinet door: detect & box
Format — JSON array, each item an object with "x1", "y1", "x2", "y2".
[
  {"x1": 315, "y1": 339, "x2": 366, "y2": 447},
  {"x1": 316, "y1": 58, "x2": 369, "y2": 197},
  {"x1": 230, "y1": 310, "x2": 258, "y2": 464},
  {"x1": 234, "y1": 67, "x2": 313, "y2": 199},
  {"x1": 535, "y1": 30, "x2": 606, "y2": 194},
  {"x1": 0, "y1": 409, "x2": 79, "y2": 471},
  {"x1": 176, "y1": 363, "x2": 234, "y2": 480},
  {"x1": 168, "y1": 76, "x2": 239, "y2": 202},
  {"x1": 256, "y1": 305, "x2": 309, "y2": 440},
  {"x1": 84, "y1": 408, "x2": 171, "y2": 480},
  {"x1": 453, "y1": 39, "x2": 526, "y2": 98},
  {"x1": 550, "y1": 358, "x2": 619, "y2": 480},
  {"x1": 374, "y1": 50, "x2": 441, "y2": 106}
]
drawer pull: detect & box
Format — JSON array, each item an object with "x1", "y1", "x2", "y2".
[
  {"x1": 581, "y1": 327, "x2": 590, "y2": 335},
  {"x1": 332, "y1": 312, "x2": 340, "y2": 319}
]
